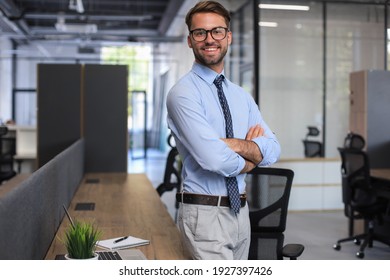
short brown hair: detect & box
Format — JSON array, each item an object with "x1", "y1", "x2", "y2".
[{"x1": 185, "y1": 1, "x2": 231, "y2": 30}]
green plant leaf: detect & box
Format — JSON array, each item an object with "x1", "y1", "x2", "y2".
[{"x1": 62, "y1": 220, "x2": 101, "y2": 259}]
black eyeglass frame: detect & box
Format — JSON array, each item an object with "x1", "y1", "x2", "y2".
[{"x1": 189, "y1": 27, "x2": 229, "y2": 42}]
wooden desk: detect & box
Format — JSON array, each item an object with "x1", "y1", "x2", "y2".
[
  {"x1": 371, "y1": 169, "x2": 390, "y2": 200},
  {"x1": 0, "y1": 173, "x2": 30, "y2": 197},
  {"x1": 45, "y1": 173, "x2": 190, "y2": 260},
  {"x1": 371, "y1": 169, "x2": 390, "y2": 181}
]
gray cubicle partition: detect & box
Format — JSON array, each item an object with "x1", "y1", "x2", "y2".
[
  {"x1": 350, "y1": 70, "x2": 390, "y2": 168},
  {"x1": 37, "y1": 64, "x2": 128, "y2": 172},
  {"x1": 37, "y1": 64, "x2": 82, "y2": 168},
  {"x1": 83, "y1": 64, "x2": 128, "y2": 173},
  {"x1": 0, "y1": 139, "x2": 84, "y2": 259},
  {"x1": 365, "y1": 71, "x2": 390, "y2": 168}
]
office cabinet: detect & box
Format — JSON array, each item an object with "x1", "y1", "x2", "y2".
[{"x1": 349, "y1": 70, "x2": 390, "y2": 168}]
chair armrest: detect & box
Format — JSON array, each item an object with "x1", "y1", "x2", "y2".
[{"x1": 282, "y1": 243, "x2": 305, "y2": 260}]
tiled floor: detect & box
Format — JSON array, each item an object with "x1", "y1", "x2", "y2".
[{"x1": 128, "y1": 149, "x2": 390, "y2": 260}]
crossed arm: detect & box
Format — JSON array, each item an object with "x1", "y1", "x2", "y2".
[{"x1": 221, "y1": 124, "x2": 264, "y2": 174}]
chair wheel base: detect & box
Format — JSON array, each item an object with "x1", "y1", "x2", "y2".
[
  {"x1": 356, "y1": 251, "x2": 364, "y2": 259},
  {"x1": 333, "y1": 243, "x2": 341, "y2": 250},
  {"x1": 354, "y1": 239, "x2": 361, "y2": 245}
]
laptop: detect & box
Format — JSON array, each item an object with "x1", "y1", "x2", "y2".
[
  {"x1": 56, "y1": 249, "x2": 146, "y2": 260},
  {"x1": 96, "y1": 249, "x2": 147, "y2": 260},
  {"x1": 61, "y1": 205, "x2": 147, "y2": 260},
  {"x1": 96, "y1": 249, "x2": 146, "y2": 260}
]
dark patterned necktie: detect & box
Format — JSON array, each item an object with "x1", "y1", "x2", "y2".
[{"x1": 214, "y1": 75, "x2": 241, "y2": 214}]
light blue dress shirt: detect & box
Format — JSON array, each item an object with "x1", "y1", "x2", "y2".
[{"x1": 167, "y1": 62, "x2": 281, "y2": 196}]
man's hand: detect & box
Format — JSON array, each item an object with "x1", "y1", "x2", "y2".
[
  {"x1": 221, "y1": 125, "x2": 265, "y2": 173},
  {"x1": 246, "y1": 124, "x2": 264, "y2": 140}
]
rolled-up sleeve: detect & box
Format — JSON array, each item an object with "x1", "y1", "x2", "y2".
[{"x1": 252, "y1": 135, "x2": 281, "y2": 166}]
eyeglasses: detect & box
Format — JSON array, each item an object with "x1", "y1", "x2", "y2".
[{"x1": 189, "y1": 27, "x2": 229, "y2": 42}]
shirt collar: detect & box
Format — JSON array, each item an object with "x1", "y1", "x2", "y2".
[{"x1": 192, "y1": 62, "x2": 226, "y2": 86}]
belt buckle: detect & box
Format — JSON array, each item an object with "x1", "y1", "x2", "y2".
[{"x1": 217, "y1": 196, "x2": 222, "y2": 207}]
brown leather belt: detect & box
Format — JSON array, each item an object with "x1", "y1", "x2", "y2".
[{"x1": 176, "y1": 192, "x2": 246, "y2": 208}]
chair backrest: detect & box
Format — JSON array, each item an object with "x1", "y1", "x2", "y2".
[
  {"x1": 337, "y1": 147, "x2": 374, "y2": 209},
  {"x1": 0, "y1": 126, "x2": 16, "y2": 156},
  {"x1": 343, "y1": 132, "x2": 365, "y2": 150},
  {"x1": 156, "y1": 134, "x2": 182, "y2": 197},
  {"x1": 306, "y1": 126, "x2": 320, "y2": 138},
  {"x1": 0, "y1": 126, "x2": 16, "y2": 183},
  {"x1": 0, "y1": 162, "x2": 16, "y2": 184},
  {"x1": 303, "y1": 126, "x2": 323, "y2": 157},
  {"x1": 0, "y1": 126, "x2": 8, "y2": 137},
  {"x1": 1, "y1": 137, "x2": 16, "y2": 157},
  {"x1": 246, "y1": 167, "x2": 294, "y2": 259},
  {"x1": 302, "y1": 140, "x2": 323, "y2": 157}
]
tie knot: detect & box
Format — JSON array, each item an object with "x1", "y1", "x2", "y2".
[{"x1": 213, "y1": 75, "x2": 224, "y2": 88}]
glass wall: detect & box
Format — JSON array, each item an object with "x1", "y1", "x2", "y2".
[
  {"x1": 258, "y1": 1, "x2": 323, "y2": 158},
  {"x1": 254, "y1": 0, "x2": 387, "y2": 159},
  {"x1": 230, "y1": 2, "x2": 254, "y2": 96},
  {"x1": 326, "y1": 3, "x2": 385, "y2": 156}
]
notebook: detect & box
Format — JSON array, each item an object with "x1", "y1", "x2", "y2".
[{"x1": 97, "y1": 235, "x2": 150, "y2": 250}]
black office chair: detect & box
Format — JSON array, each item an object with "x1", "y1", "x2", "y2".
[
  {"x1": 333, "y1": 147, "x2": 390, "y2": 258},
  {"x1": 0, "y1": 126, "x2": 17, "y2": 184},
  {"x1": 343, "y1": 132, "x2": 365, "y2": 150},
  {"x1": 341, "y1": 132, "x2": 366, "y2": 237},
  {"x1": 246, "y1": 167, "x2": 304, "y2": 260},
  {"x1": 156, "y1": 134, "x2": 182, "y2": 220},
  {"x1": 302, "y1": 126, "x2": 323, "y2": 157}
]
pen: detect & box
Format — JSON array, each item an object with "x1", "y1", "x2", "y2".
[{"x1": 114, "y1": 236, "x2": 128, "y2": 243}]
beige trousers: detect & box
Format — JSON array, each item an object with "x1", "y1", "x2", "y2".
[{"x1": 177, "y1": 202, "x2": 250, "y2": 260}]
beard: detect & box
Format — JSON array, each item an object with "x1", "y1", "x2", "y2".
[{"x1": 192, "y1": 42, "x2": 228, "y2": 68}]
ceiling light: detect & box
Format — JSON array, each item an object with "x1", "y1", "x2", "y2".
[
  {"x1": 259, "y1": 4, "x2": 310, "y2": 11},
  {"x1": 259, "y1": 21, "x2": 278, "y2": 27},
  {"x1": 68, "y1": 0, "x2": 84, "y2": 14},
  {"x1": 55, "y1": 22, "x2": 97, "y2": 33},
  {"x1": 55, "y1": 15, "x2": 97, "y2": 33}
]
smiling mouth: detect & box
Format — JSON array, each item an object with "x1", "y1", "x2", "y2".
[{"x1": 203, "y1": 46, "x2": 219, "y2": 52}]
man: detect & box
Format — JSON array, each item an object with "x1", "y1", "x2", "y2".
[{"x1": 166, "y1": 0, "x2": 280, "y2": 260}]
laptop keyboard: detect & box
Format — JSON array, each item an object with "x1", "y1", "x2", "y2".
[{"x1": 97, "y1": 251, "x2": 122, "y2": 260}]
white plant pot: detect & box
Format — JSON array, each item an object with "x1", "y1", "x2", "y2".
[{"x1": 64, "y1": 252, "x2": 99, "y2": 260}]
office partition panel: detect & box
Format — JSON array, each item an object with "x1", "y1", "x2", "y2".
[
  {"x1": 37, "y1": 64, "x2": 82, "y2": 168},
  {"x1": 37, "y1": 64, "x2": 128, "y2": 172},
  {"x1": 83, "y1": 64, "x2": 128, "y2": 172}
]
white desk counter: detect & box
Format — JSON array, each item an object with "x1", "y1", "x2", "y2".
[
  {"x1": 6, "y1": 125, "x2": 37, "y2": 173},
  {"x1": 274, "y1": 158, "x2": 342, "y2": 211}
]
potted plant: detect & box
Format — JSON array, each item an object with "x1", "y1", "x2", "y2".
[{"x1": 62, "y1": 219, "x2": 102, "y2": 260}]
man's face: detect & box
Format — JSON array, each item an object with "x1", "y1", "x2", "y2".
[{"x1": 187, "y1": 12, "x2": 232, "y2": 73}]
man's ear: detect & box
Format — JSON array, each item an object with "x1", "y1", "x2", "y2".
[
  {"x1": 227, "y1": 30, "x2": 232, "y2": 45},
  {"x1": 187, "y1": 35, "x2": 193, "y2": 49}
]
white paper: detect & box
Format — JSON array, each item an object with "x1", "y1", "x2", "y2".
[{"x1": 96, "y1": 235, "x2": 150, "y2": 250}]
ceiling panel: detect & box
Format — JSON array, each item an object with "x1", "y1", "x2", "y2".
[{"x1": 0, "y1": 0, "x2": 185, "y2": 47}]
